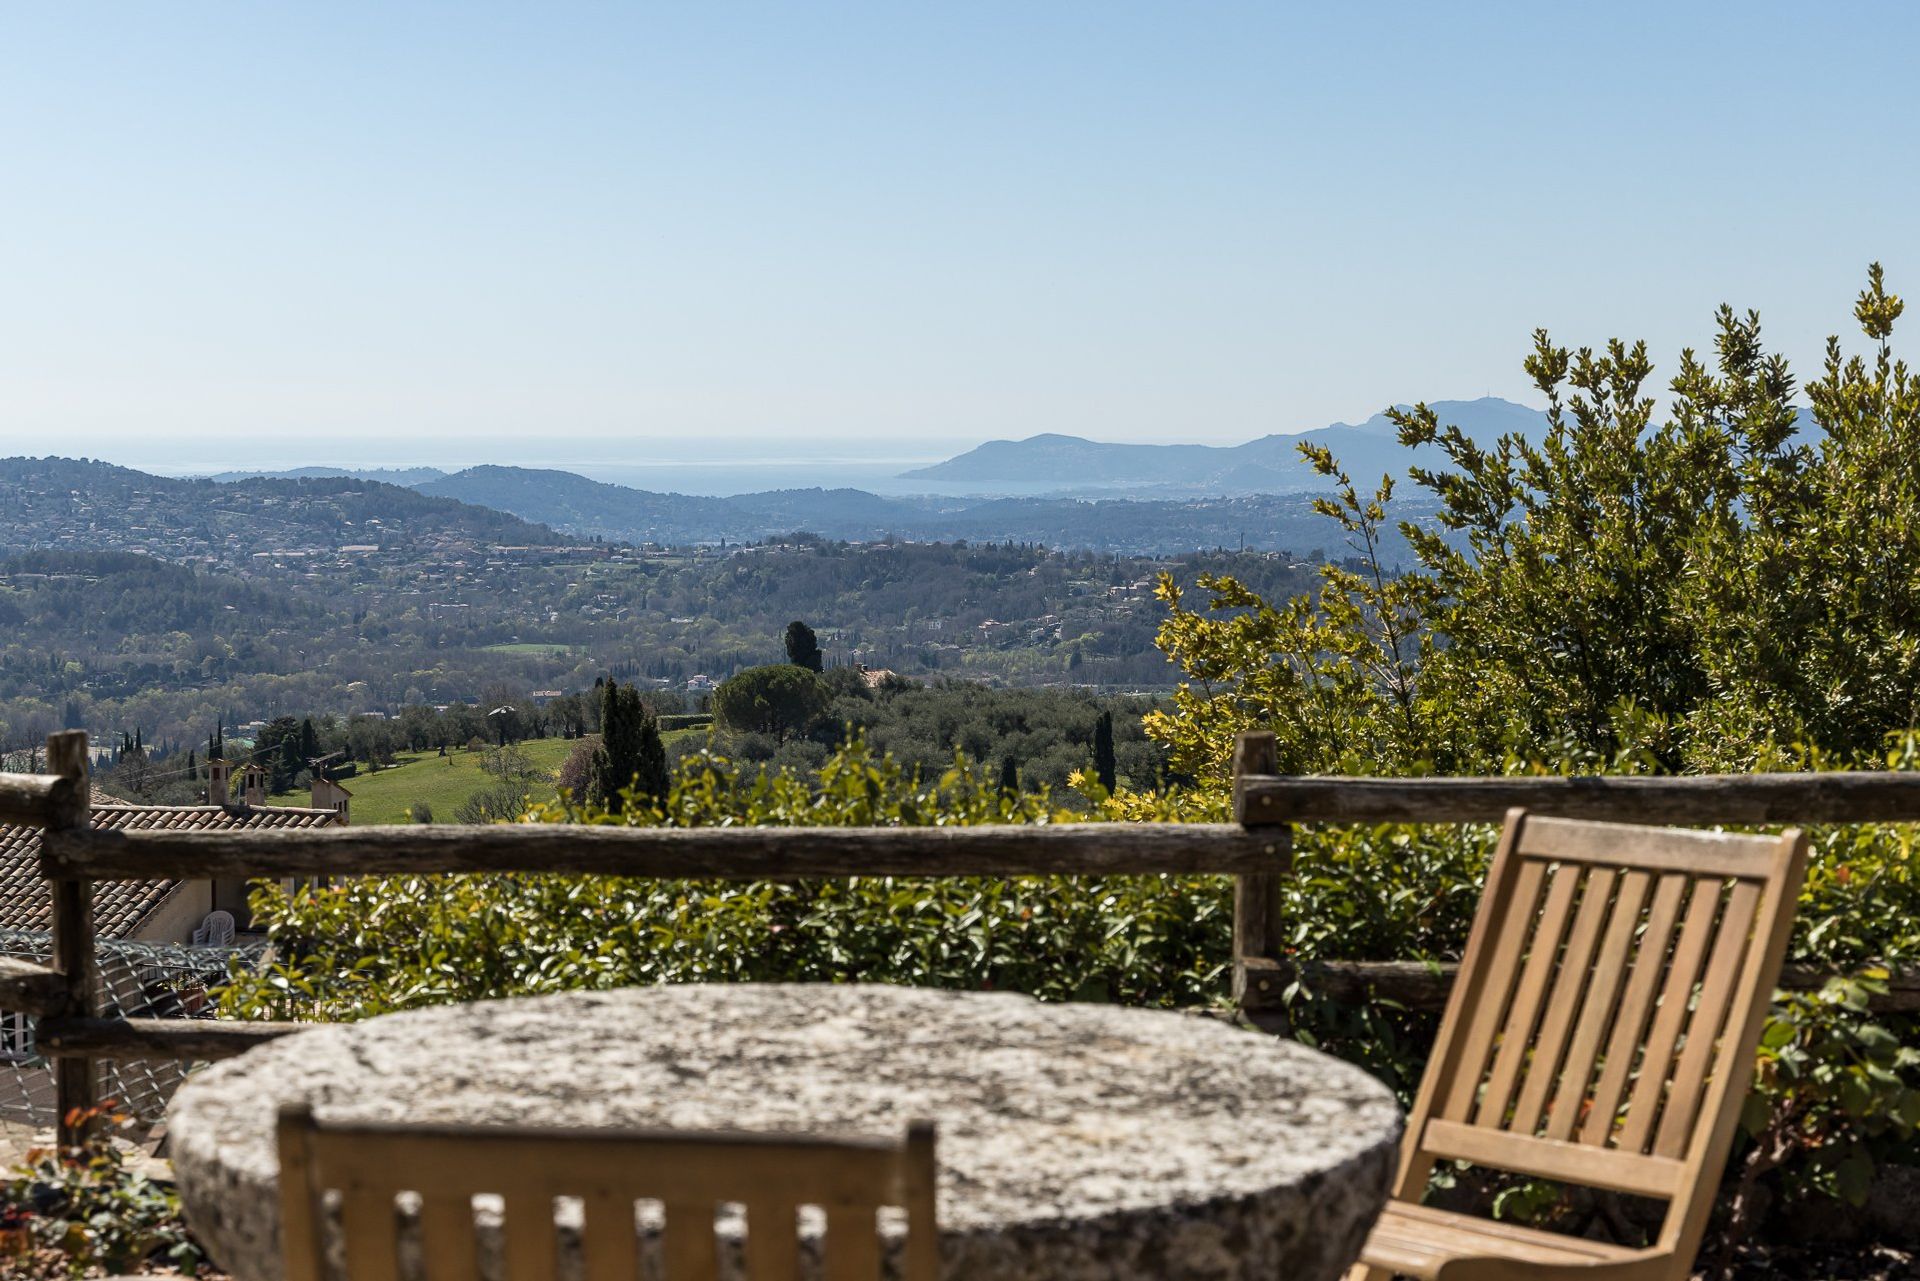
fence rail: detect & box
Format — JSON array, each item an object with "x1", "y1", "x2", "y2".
[
  {"x1": 1235, "y1": 956, "x2": 1920, "y2": 1015},
  {"x1": 10, "y1": 729, "x2": 1920, "y2": 1151},
  {"x1": 0, "y1": 771, "x2": 70, "y2": 827},
  {"x1": 38, "y1": 821, "x2": 1285, "y2": 880},
  {"x1": 34, "y1": 1014, "x2": 303, "y2": 1061},
  {"x1": 1236, "y1": 772, "x2": 1920, "y2": 825},
  {"x1": 0, "y1": 955, "x2": 69, "y2": 1016}
]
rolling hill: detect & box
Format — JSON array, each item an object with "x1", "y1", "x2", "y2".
[
  {"x1": 411, "y1": 468, "x2": 1440, "y2": 560},
  {"x1": 902, "y1": 397, "x2": 1550, "y2": 492},
  {"x1": 0, "y1": 456, "x2": 565, "y2": 565}
]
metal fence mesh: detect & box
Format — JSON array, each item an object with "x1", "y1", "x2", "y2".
[{"x1": 0, "y1": 929, "x2": 265, "y2": 1130}]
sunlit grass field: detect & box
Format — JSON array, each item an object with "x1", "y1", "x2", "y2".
[
  {"x1": 273, "y1": 738, "x2": 577, "y2": 824},
  {"x1": 273, "y1": 731, "x2": 699, "y2": 824}
]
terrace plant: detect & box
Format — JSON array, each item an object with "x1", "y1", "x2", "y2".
[{"x1": 0, "y1": 1105, "x2": 207, "y2": 1278}]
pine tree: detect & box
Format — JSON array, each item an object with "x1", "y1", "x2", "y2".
[
  {"x1": 1092, "y1": 710, "x2": 1117, "y2": 792},
  {"x1": 784, "y1": 620, "x2": 824, "y2": 672}
]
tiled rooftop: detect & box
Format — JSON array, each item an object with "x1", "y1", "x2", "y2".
[{"x1": 0, "y1": 801, "x2": 342, "y2": 939}]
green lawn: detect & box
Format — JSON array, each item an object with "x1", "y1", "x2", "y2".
[
  {"x1": 274, "y1": 732, "x2": 697, "y2": 824},
  {"x1": 274, "y1": 738, "x2": 577, "y2": 825}
]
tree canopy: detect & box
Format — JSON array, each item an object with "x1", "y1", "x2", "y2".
[
  {"x1": 1151, "y1": 266, "x2": 1920, "y2": 782},
  {"x1": 712, "y1": 664, "x2": 832, "y2": 739},
  {"x1": 783, "y1": 620, "x2": 823, "y2": 672},
  {"x1": 586, "y1": 680, "x2": 668, "y2": 811}
]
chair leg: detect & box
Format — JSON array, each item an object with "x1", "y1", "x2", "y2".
[{"x1": 1346, "y1": 1264, "x2": 1392, "y2": 1281}]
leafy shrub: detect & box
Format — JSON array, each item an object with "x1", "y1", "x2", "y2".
[
  {"x1": 0, "y1": 1106, "x2": 205, "y2": 1277},
  {"x1": 224, "y1": 737, "x2": 1230, "y2": 1022},
  {"x1": 1149, "y1": 267, "x2": 1920, "y2": 786}
]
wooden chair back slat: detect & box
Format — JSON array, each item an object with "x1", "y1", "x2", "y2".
[
  {"x1": 503, "y1": 1192, "x2": 561, "y2": 1281},
  {"x1": 579, "y1": 1192, "x2": 637, "y2": 1281},
  {"x1": 1615, "y1": 881, "x2": 1726, "y2": 1154},
  {"x1": 278, "y1": 1102, "x2": 327, "y2": 1281},
  {"x1": 1368, "y1": 809, "x2": 1810, "y2": 1281},
  {"x1": 276, "y1": 1107, "x2": 938, "y2": 1281},
  {"x1": 1578, "y1": 871, "x2": 1689, "y2": 1146},
  {"x1": 420, "y1": 1195, "x2": 481, "y2": 1281},
  {"x1": 1436, "y1": 855, "x2": 1547, "y2": 1123},
  {"x1": 1544, "y1": 867, "x2": 1651, "y2": 1141},
  {"x1": 1658, "y1": 828, "x2": 1807, "y2": 1258},
  {"x1": 744, "y1": 1200, "x2": 800, "y2": 1281},
  {"x1": 663, "y1": 1201, "x2": 720, "y2": 1281},
  {"x1": 825, "y1": 1206, "x2": 882, "y2": 1281},
  {"x1": 341, "y1": 1187, "x2": 401, "y2": 1281},
  {"x1": 1475, "y1": 861, "x2": 1584, "y2": 1127},
  {"x1": 1652, "y1": 879, "x2": 1763, "y2": 1158},
  {"x1": 1508, "y1": 865, "x2": 1619, "y2": 1135},
  {"x1": 901, "y1": 1122, "x2": 940, "y2": 1281}
]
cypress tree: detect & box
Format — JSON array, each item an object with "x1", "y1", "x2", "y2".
[
  {"x1": 1092, "y1": 710, "x2": 1117, "y2": 792},
  {"x1": 587, "y1": 681, "x2": 669, "y2": 813},
  {"x1": 784, "y1": 620, "x2": 824, "y2": 672},
  {"x1": 997, "y1": 756, "x2": 1020, "y2": 795}
]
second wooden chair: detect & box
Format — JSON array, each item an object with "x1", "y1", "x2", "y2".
[
  {"x1": 1350, "y1": 809, "x2": 1808, "y2": 1281},
  {"x1": 278, "y1": 1105, "x2": 939, "y2": 1281}
]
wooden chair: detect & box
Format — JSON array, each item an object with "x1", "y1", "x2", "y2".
[
  {"x1": 277, "y1": 1104, "x2": 939, "y2": 1281},
  {"x1": 1350, "y1": 809, "x2": 1809, "y2": 1281}
]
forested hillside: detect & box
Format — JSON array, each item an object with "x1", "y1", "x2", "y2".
[
  {"x1": 0, "y1": 540, "x2": 1316, "y2": 753},
  {"x1": 0, "y1": 456, "x2": 561, "y2": 566}
]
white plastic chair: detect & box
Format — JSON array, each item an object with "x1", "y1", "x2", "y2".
[{"x1": 195, "y1": 910, "x2": 236, "y2": 947}]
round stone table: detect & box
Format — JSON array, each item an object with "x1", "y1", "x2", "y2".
[{"x1": 169, "y1": 984, "x2": 1400, "y2": 1280}]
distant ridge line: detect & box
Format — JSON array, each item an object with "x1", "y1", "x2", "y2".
[{"x1": 902, "y1": 397, "x2": 1548, "y2": 486}]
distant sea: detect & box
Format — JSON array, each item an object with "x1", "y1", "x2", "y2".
[{"x1": 140, "y1": 453, "x2": 1122, "y2": 499}]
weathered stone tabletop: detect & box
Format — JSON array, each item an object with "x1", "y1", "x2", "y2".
[{"x1": 169, "y1": 984, "x2": 1400, "y2": 1280}]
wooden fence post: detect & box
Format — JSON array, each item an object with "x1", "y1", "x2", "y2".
[
  {"x1": 1231, "y1": 731, "x2": 1290, "y2": 1023},
  {"x1": 46, "y1": 731, "x2": 98, "y2": 1153}
]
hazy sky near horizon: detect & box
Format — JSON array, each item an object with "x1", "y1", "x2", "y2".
[{"x1": 1, "y1": 3, "x2": 1914, "y2": 468}]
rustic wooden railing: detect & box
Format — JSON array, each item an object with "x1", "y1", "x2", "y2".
[{"x1": 7, "y1": 728, "x2": 1920, "y2": 1151}]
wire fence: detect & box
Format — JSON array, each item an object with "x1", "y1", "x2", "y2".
[{"x1": 0, "y1": 929, "x2": 266, "y2": 1130}]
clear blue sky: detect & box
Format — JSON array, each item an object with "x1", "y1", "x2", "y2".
[{"x1": 1, "y1": 3, "x2": 1913, "y2": 468}]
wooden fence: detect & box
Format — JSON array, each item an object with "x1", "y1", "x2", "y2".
[{"x1": 6, "y1": 728, "x2": 1920, "y2": 1151}]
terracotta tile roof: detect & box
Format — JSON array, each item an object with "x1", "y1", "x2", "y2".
[{"x1": 0, "y1": 801, "x2": 342, "y2": 940}]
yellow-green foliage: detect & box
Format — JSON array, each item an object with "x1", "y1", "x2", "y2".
[{"x1": 1149, "y1": 267, "x2": 1920, "y2": 783}]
